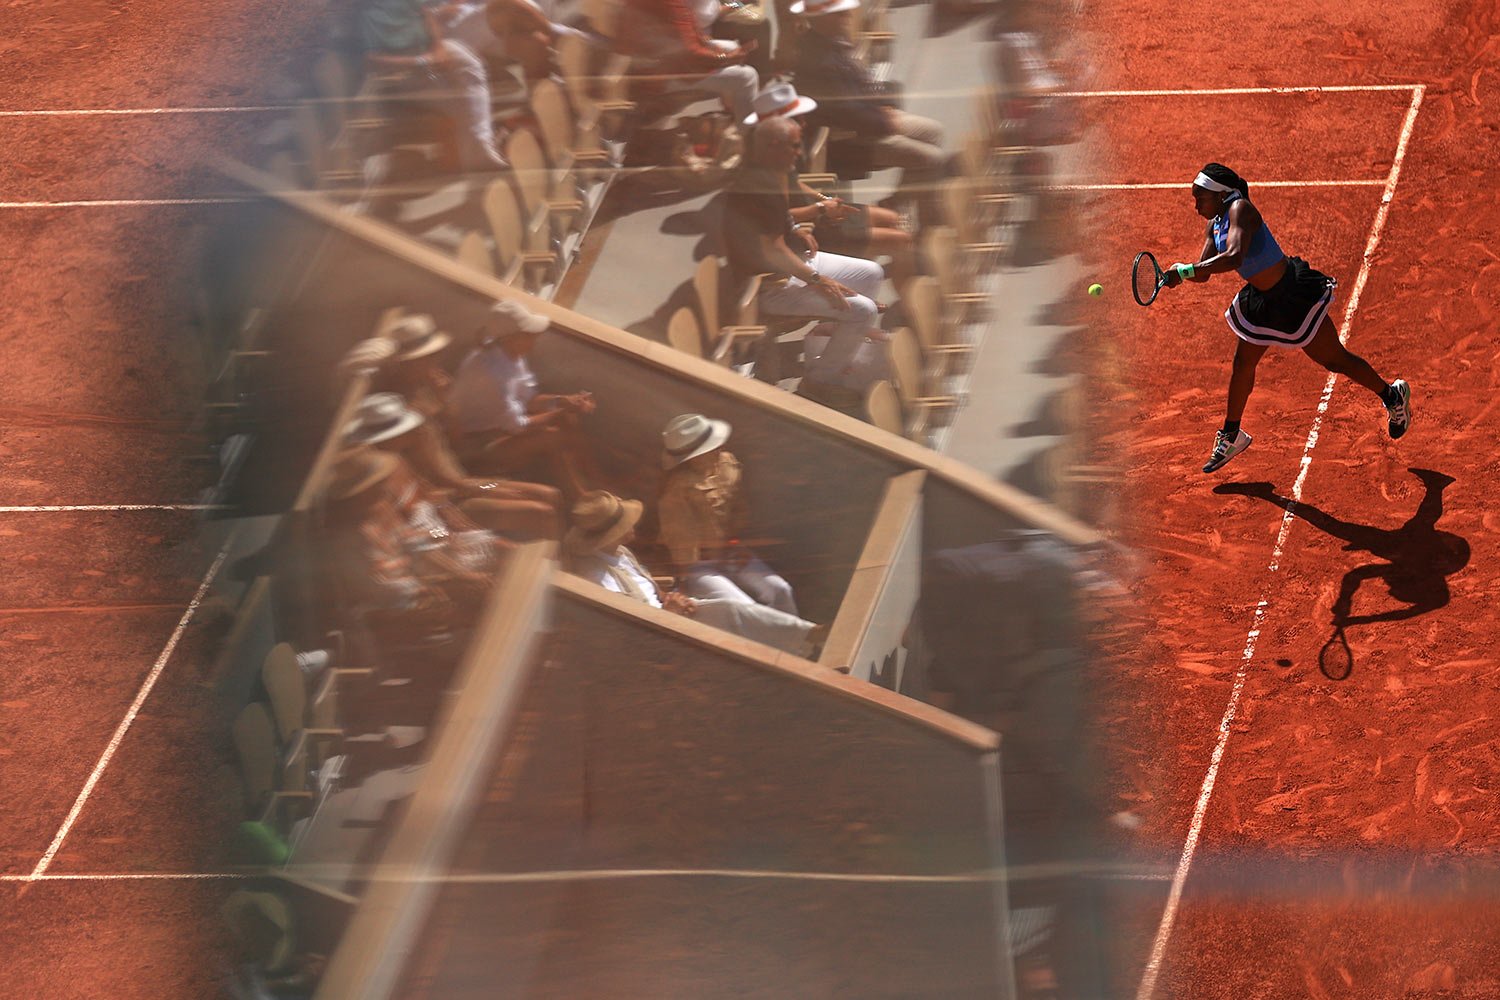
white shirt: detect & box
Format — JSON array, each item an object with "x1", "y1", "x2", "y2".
[
  {"x1": 448, "y1": 344, "x2": 537, "y2": 436},
  {"x1": 576, "y1": 549, "x2": 663, "y2": 609}
]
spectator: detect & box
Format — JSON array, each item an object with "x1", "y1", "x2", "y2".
[
  {"x1": 745, "y1": 82, "x2": 917, "y2": 287},
  {"x1": 343, "y1": 391, "x2": 564, "y2": 540},
  {"x1": 618, "y1": 0, "x2": 760, "y2": 122},
  {"x1": 358, "y1": 0, "x2": 509, "y2": 172},
  {"x1": 376, "y1": 313, "x2": 454, "y2": 420},
  {"x1": 445, "y1": 299, "x2": 602, "y2": 501},
  {"x1": 566, "y1": 490, "x2": 826, "y2": 656},
  {"x1": 321, "y1": 450, "x2": 499, "y2": 646},
  {"x1": 792, "y1": 0, "x2": 950, "y2": 214},
  {"x1": 724, "y1": 116, "x2": 889, "y2": 392},
  {"x1": 656, "y1": 413, "x2": 801, "y2": 616}
]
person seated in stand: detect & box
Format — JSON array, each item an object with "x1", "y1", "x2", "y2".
[
  {"x1": 358, "y1": 0, "x2": 510, "y2": 172},
  {"x1": 617, "y1": 0, "x2": 760, "y2": 122},
  {"x1": 724, "y1": 115, "x2": 890, "y2": 395},
  {"x1": 792, "y1": 0, "x2": 950, "y2": 216},
  {"x1": 445, "y1": 299, "x2": 603, "y2": 502},
  {"x1": 656, "y1": 412, "x2": 804, "y2": 616},
  {"x1": 344, "y1": 391, "x2": 564, "y2": 540},
  {"x1": 744, "y1": 82, "x2": 917, "y2": 287},
  {"x1": 566, "y1": 490, "x2": 827, "y2": 656},
  {"x1": 321, "y1": 450, "x2": 501, "y2": 650}
]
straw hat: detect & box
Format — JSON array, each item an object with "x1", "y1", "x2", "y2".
[
  {"x1": 661, "y1": 413, "x2": 732, "y2": 470},
  {"x1": 744, "y1": 82, "x2": 818, "y2": 125},
  {"x1": 484, "y1": 299, "x2": 550, "y2": 342},
  {"x1": 325, "y1": 449, "x2": 399, "y2": 503},
  {"x1": 564, "y1": 491, "x2": 645, "y2": 556},
  {"x1": 387, "y1": 314, "x2": 452, "y2": 361},
  {"x1": 343, "y1": 392, "x2": 425, "y2": 447},
  {"x1": 222, "y1": 890, "x2": 296, "y2": 973},
  {"x1": 789, "y1": 0, "x2": 860, "y2": 15}
]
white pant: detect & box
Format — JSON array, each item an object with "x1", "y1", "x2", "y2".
[
  {"x1": 692, "y1": 598, "x2": 817, "y2": 656},
  {"x1": 758, "y1": 250, "x2": 884, "y2": 378},
  {"x1": 664, "y1": 63, "x2": 759, "y2": 123},
  {"x1": 400, "y1": 39, "x2": 505, "y2": 171},
  {"x1": 802, "y1": 325, "x2": 890, "y2": 391},
  {"x1": 682, "y1": 554, "x2": 799, "y2": 617}
]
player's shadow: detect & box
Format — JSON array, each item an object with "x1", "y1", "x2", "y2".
[{"x1": 1215, "y1": 469, "x2": 1470, "y2": 676}]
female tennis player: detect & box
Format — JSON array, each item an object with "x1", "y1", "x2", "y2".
[{"x1": 1164, "y1": 162, "x2": 1411, "y2": 473}]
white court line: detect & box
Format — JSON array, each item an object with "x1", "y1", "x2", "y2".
[
  {"x1": 27, "y1": 534, "x2": 236, "y2": 881},
  {"x1": 1054, "y1": 84, "x2": 1419, "y2": 97},
  {"x1": 0, "y1": 504, "x2": 225, "y2": 513},
  {"x1": 0, "y1": 863, "x2": 1177, "y2": 885},
  {"x1": 0, "y1": 198, "x2": 244, "y2": 208},
  {"x1": 1053, "y1": 180, "x2": 1385, "y2": 191},
  {"x1": 1135, "y1": 83, "x2": 1426, "y2": 1000},
  {"x1": 0, "y1": 106, "x2": 285, "y2": 117}
]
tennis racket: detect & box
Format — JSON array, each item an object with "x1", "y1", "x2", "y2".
[{"x1": 1132, "y1": 251, "x2": 1169, "y2": 307}]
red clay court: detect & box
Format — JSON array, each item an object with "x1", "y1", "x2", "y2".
[
  {"x1": 3, "y1": 0, "x2": 1499, "y2": 996},
  {"x1": 1079, "y1": 1, "x2": 1500, "y2": 996}
]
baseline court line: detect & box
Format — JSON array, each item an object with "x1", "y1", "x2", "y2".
[
  {"x1": 0, "y1": 106, "x2": 286, "y2": 117},
  {"x1": 1054, "y1": 84, "x2": 1419, "y2": 97},
  {"x1": 1135, "y1": 84, "x2": 1426, "y2": 1000},
  {"x1": 0, "y1": 504, "x2": 224, "y2": 513},
  {"x1": 0, "y1": 198, "x2": 245, "y2": 209},
  {"x1": 27, "y1": 534, "x2": 236, "y2": 880},
  {"x1": 1053, "y1": 180, "x2": 1385, "y2": 191}
]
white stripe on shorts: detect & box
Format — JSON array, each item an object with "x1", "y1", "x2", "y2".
[{"x1": 1225, "y1": 286, "x2": 1333, "y2": 348}]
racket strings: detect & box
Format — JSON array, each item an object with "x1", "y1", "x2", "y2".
[{"x1": 1132, "y1": 253, "x2": 1161, "y2": 305}]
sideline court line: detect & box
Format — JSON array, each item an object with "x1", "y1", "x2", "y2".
[
  {"x1": 1054, "y1": 179, "x2": 1385, "y2": 191},
  {"x1": 1055, "y1": 84, "x2": 1419, "y2": 97},
  {"x1": 26, "y1": 534, "x2": 236, "y2": 881},
  {"x1": 1135, "y1": 84, "x2": 1426, "y2": 1000}
]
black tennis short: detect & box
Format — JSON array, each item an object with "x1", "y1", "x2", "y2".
[{"x1": 1224, "y1": 256, "x2": 1337, "y2": 348}]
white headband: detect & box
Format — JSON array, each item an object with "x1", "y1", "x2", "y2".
[{"x1": 1193, "y1": 172, "x2": 1235, "y2": 194}]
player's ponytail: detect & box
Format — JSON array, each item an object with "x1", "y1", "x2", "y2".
[{"x1": 1200, "y1": 162, "x2": 1249, "y2": 200}]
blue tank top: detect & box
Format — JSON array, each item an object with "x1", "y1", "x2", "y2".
[{"x1": 1212, "y1": 191, "x2": 1285, "y2": 279}]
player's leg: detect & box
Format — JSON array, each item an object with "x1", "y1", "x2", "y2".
[
  {"x1": 1302, "y1": 316, "x2": 1411, "y2": 438},
  {"x1": 1203, "y1": 338, "x2": 1265, "y2": 473},
  {"x1": 1225, "y1": 337, "x2": 1269, "y2": 425}
]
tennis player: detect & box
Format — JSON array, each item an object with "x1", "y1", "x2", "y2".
[{"x1": 1164, "y1": 162, "x2": 1411, "y2": 473}]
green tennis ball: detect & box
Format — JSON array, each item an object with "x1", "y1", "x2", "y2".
[{"x1": 1088, "y1": 283, "x2": 1103, "y2": 297}]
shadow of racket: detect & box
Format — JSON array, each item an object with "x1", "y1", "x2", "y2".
[{"x1": 1318, "y1": 625, "x2": 1354, "y2": 681}]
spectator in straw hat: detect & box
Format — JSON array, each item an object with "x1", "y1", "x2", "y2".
[
  {"x1": 377, "y1": 312, "x2": 455, "y2": 420},
  {"x1": 344, "y1": 391, "x2": 563, "y2": 540},
  {"x1": 447, "y1": 299, "x2": 601, "y2": 501},
  {"x1": 657, "y1": 413, "x2": 800, "y2": 615},
  {"x1": 744, "y1": 81, "x2": 916, "y2": 286},
  {"x1": 792, "y1": 0, "x2": 950, "y2": 215},
  {"x1": 566, "y1": 490, "x2": 826, "y2": 656}
]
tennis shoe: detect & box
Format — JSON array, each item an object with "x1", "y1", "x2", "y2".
[
  {"x1": 1202, "y1": 429, "x2": 1252, "y2": 474},
  {"x1": 1384, "y1": 379, "x2": 1412, "y2": 439}
]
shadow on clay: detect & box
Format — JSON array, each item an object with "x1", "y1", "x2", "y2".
[{"x1": 1214, "y1": 468, "x2": 1470, "y2": 680}]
